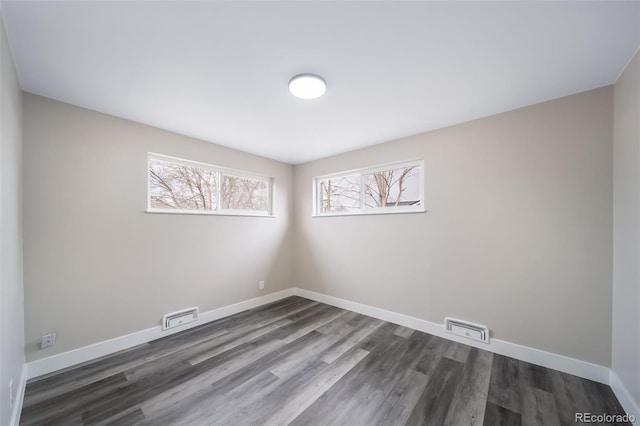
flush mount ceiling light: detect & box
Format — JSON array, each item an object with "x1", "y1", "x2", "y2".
[{"x1": 288, "y1": 74, "x2": 327, "y2": 100}]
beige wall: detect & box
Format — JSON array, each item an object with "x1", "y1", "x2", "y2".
[
  {"x1": 20, "y1": 71, "x2": 621, "y2": 372},
  {"x1": 294, "y1": 87, "x2": 613, "y2": 366},
  {"x1": 1, "y1": 14, "x2": 25, "y2": 425},
  {"x1": 23, "y1": 94, "x2": 294, "y2": 362},
  {"x1": 613, "y1": 49, "x2": 640, "y2": 405}
]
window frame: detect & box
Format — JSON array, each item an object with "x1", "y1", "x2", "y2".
[
  {"x1": 313, "y1": 159, "x2": 425, "y2": 217},
  {"x1": 147, "y1": 152, "x2": 274, "y2": 217}
]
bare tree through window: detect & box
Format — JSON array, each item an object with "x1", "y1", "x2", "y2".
[
  {"x1": 316, "y1": 162, "x2": 423, "y2": 215},
  {"x1": 319, "y1": 174, "x2": 361, "y2": 213},
  {"x1": 222, "y1": 175, "x2": 269, "y2": 211},
  {"x1": 149, "y1": 158, "x2": 218, "y2": 210},
  {"x1": 148, "y1": 154, "x2": 272, "y2": 215},
  {"x1": 363, "y1": 166, "x2": 420, "y2": 208}
]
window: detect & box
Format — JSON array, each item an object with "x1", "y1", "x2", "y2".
[
  {"x1": 318, "y1": 174, "x2": 361, "y2": 213},
  {"x1": 222, "y1": 175, "x2": 270, "y2": 212},
  {"x1": 147, "y1": 153, "x2": 273, "y2": 216},
  {"x1": 314, "y1": 160, "x2": 424, "y2": 216}
]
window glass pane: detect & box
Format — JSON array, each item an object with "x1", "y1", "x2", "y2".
[
  {"x1": 222, "y1": 175, "x2": 270, "y2": 212},
  {"x1": 149, "y1": 158, "x2": 218, "y2": 210},
  {"x1": 363, "y1": 166, "x2": 421, "y2": 208},
  {"x1": 318, "y1": 174, "x2": 361, "y2": 213}
]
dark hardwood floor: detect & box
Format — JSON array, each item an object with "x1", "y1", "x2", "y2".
[{"x1": 20, "y1": 296, "x2": 629, "y2": 425}]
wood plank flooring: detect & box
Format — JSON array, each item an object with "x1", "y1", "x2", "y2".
[{"x1": 20, "y1": 296, "x2": 630, "y2": 425}]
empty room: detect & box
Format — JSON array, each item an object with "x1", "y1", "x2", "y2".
[{"x1": 1, "y1": 1, "x2": 639, "y2": 425}]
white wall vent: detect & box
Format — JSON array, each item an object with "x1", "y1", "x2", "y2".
[
  {"x1": 162, "y1": 307, "x2": 199, "y2": 331},
  {"x1": 444, "y1": 317, "x2": 489, "y2": 343}
]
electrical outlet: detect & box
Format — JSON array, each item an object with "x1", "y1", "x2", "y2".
[
  {"x1": 41, "y1": 332, "x2": 56, "y2": 349},
  {"x1": 259, "y1": 280, "x2": 265, "y2": 290},
  {"x1": 8, "y1": 380, "x2": 13, "y2": 408}
]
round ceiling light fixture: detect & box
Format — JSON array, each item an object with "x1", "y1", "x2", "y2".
[{"x1": 288, "y1": 74, "x2": 327, "y2": 100}]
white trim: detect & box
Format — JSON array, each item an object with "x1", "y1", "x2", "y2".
[
  {"x1": 313, "y1": 207, "x2": 426, "y2": 218},
  {"x1": 145, "y1": 209, "x2": 275, "y2": 218},
  {"x1": 23, "y1": 287, "x2": 624, "y2": 397},
  {"x1": 9, "y1": 364, "x2": 27, "y2": 426},
  {"x1": 610, "y1": 370, "x2": 640, "y2": 423},
  {"x1": 147, "y1": 152, "x2": 274, "y2": 216},
  {"x1": 147, "y1": 152, "x2": 273, "y2": 181},
  {"x1": 293, "y1": 288, "x2": 610, "y2": 384},
  {"x1": 26, "y1": 289, "x2": 295, "y2": 380},
  {"x1": 315, "y1": 158, "x2": 424, "y2": 180},
  {"x1": 313, "y1": 159, "x2": 425, "y2": 217}
]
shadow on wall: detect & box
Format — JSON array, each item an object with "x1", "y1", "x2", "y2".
[
  {"x1": 293, "y1": 227, "x2": 327, "y2": 293},
  {"x1": 263, "y1": 223, "x2": 295, "y2": 295}
]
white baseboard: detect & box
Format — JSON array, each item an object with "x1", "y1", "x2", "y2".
[
  {"x1": 293, "y1": 288, "x2": 610, "y2": 384},
  {"x1": 24, "y1": 286, "x2": 616, "y2": 393},
  {"x1": 9, "y1": 364, "x2": 27, "y2": 426},
  {"x1": 26, "y1": 288, "x2": 295, "y2": 380},
  {"x1": 610, "y1": 370, "x2": 640, "y2": 424}
]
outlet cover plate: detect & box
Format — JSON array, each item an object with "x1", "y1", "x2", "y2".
[{"x1": 41, "y1": 332, "x2": 56, "y2": 349}]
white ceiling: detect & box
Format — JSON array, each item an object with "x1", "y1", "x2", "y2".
[{"x1": 2, "y1": 1, "x2": 639, "y2": 164}]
